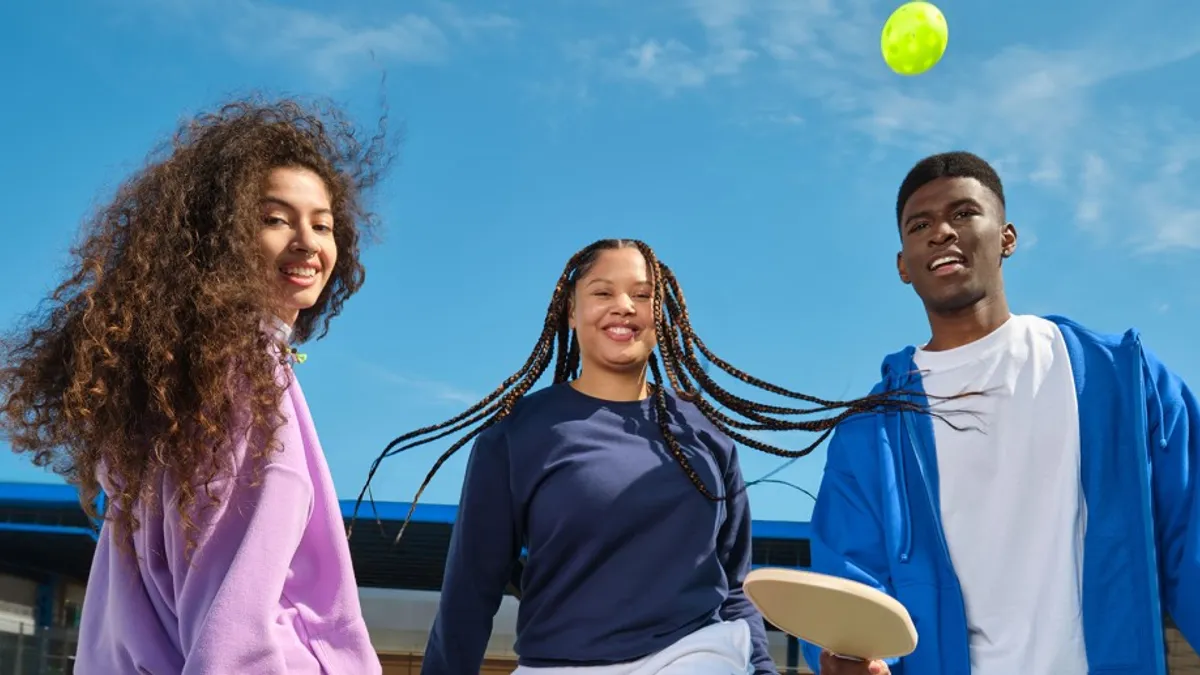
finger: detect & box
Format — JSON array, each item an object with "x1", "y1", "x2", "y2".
[{"x1": 819, "y1": 651, "x2": 849, "y2": 673}]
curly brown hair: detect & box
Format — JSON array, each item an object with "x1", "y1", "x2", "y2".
[{"x1": 0, "y1": 96, "x2": 391, "y2": 550}]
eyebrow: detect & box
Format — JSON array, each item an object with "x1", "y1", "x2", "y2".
[
  {"x1": 260, "y1": 197, "x2": 333, "y2": 216},
  {"x1": 903, "y1": 197, "x2": 982, "y2": 228}
]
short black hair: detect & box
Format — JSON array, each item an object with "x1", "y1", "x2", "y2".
[{"x1": 896, "y1": 151, "x2": 1005, "y2": 224}]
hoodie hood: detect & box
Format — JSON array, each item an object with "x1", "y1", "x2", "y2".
[{"x1": 880, "y1": 345, "x2": 921, "y2": 392}]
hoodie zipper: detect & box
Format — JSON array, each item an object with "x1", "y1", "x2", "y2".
[
  {"x1": 892, "y1": 411, "x2": 913, "y2": 563},
  {"x1": 900, "y1": 384, "x2": 971, "y2": 674}
]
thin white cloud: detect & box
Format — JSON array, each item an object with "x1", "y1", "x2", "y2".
[
  {"x1": 728, "y1": 108, "x2": 805, "y2": 130},
  {"x1": 345, "y1": 358, "x2": 480, "y2": 407},
  {"x1": 595, "y1": 0, "x2": 1200, "y2": 252},
  {"x1": 687, "y1": 0, "x2": 757, "y2": 75},
  {"x1": 1028, "y1": 158, "x2": 1063, "y2": 187},
  {"x1": 430, "y1": 1, "x2": 519, "y2": 38},
  {"x1": 1076, "y1": 153, "x2": 1111, "y2": 230},
  {"x1": 592, "y1": 0, "x2": 759, "y2": 94},
  {"x1": 382, "y1": 374, "x2": 480, "y2": 407},
  {"x1": 765, "y1": 111, "x2": 804, "y2": 126},
  {"x1": 620, "y1": 39, "x2": 711, "y2": 93},
  {"x1": 1020, "y1": 230, "x2": 1039, "y2": 252},
  {"x1": 142, "y1": 0, "x2": 516, "y2": 86}
]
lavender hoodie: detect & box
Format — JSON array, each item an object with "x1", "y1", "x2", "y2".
[{"x1": 75, "y1": 327, "x2": 380, "y2": 674}]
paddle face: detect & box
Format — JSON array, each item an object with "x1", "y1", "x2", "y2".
[{"x1": 743, "y1": 568, "x2": 918, "y2": 661}]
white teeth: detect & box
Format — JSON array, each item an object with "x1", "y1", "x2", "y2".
[
  {"x1": 283, "y1": 267, "x2": 317, "y2": 277},
  {"x1": 607, "y1": 326, "x2": 634, "y2": 335},
  {"x1": 930, "y1": 256, "x2": 963, "y2": 270}
]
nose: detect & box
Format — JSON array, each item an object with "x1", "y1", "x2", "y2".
[
  {"x1": 290, "y1": 222, "x2": 322, "y2": 256},
  {"x1": 928, "y1": 218, "x2": 957, "y2": 246},
  {"x1": 613, "y1": 293, "x2": 636, "y2": 314}
]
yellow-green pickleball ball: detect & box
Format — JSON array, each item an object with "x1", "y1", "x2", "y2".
[{"x1": 881, "y1": 2, "x2": 949, "y2": 76}]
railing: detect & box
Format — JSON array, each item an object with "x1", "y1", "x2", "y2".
[
  {"x1": 0, "y1": 603, "x2": 33, "y2": 619},
  {"x1": 0, "y1": 626, "x2": 76, "y2": 675}
]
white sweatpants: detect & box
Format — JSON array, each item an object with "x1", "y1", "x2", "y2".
[{"x1": 512, "y1": 619, "x2": 753, "y2": 675}]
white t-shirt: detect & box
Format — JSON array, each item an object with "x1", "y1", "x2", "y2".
[{"x1": 912, "y1": 314, "x2": 1088, "y2": 675}]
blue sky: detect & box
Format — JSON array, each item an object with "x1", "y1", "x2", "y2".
[{"x1": 3, "y1": 0, "x2": 1199, "y2": 522}]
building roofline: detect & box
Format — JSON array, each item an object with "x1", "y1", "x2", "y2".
[{"x1": 0, "y1": 481, "x2": 810, "y2": 541}]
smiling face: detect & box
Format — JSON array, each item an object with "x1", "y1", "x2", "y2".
[
  {"x1": 569, "y1": 247, "x2": 659, "y2": 377},
  {"x1": 257, "y1": 166, "x2": 338, "y2": 326},
  {"x1": 897, "y1": 176, "x2": 1017, "y2": 315}
]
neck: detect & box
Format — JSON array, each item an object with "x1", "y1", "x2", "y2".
[
  {"x1": 924, "y1": 293, "x2": 1012, "y2": 352},
  {"x1": 572, "y1": 365, "x2": 650, "y2": 402}
]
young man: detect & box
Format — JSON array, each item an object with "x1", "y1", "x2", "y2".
[{"x1": 803, "y1": 151, "x2": 1200, "y2": 675}]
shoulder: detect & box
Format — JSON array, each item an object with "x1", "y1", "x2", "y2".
[
  {"x1": 827, "y1": 409, "x2": 886, "y2": 467},
  {"x1": 159, "y1": 443, "x2": 313, "y2": 531},
  {"x1": 1040, "y1": 314, "x2": 1130, "y2": 350},
  {"x1": 1007, "y1": 315, "x2": 1078, "y2": 363},
  {"x1": 658, "y1": 389, "x2": 738, "y2": 458},
  {"x1": 471, "y1": 383, "x2": 580, "y2": 453},
  {"x1": 662, "y1": 389, "x2": 714, "y2": 428},
  {"x1": 497, "y1": 383, "x2": 573, "y2": 430},
  {"x1": 650, "y1": 385, "x2": 698, "y2": 419},
  {"x1": 1016, "y1": 314, "x2": 1063, "y2": 340},
  {"x1": 822, "y1": 377, "x2": 897, "y2": 479}
]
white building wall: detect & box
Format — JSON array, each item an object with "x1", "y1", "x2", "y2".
[{"x1": 0, "y1": 574, "x2": 37, "y2": 636}]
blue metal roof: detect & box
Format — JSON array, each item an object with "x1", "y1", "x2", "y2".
[
  {"x1": 0, "y1": 481, "x2": 79, "y2": 507},
  {"x1": 0, "y1": 522, "x2": 97, "y2": 540},
  {"x1": 749, "y1": 519, "x2": 811, "y2": 541},
  {"x1": 342, "y1": 498, "x2": 459, "y2": 526},
  {"x1": 0, "y1": 481, "x2": 811, "y2": 541},
  {"x1": 0, "y1": 479, "x2": 811, "y2": 613}
]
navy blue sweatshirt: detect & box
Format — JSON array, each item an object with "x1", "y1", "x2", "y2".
[{"x1": 421, "y1": 383, "x2": 775, "y2": 674}]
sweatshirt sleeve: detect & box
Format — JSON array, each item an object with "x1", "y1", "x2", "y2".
[
  {"x1": 1144, "y1": 348, "x2": 1200, "y2": 648},
  {"x1": 165, "y1": 455, "x2": 315, "y2": 674},
  {"x1": 801, "y1": 419, "x2": 902, "y2": 674},
  {"x1": 422, "y1": 427, "x2": 519, "y2": 675},
  {"x1": 717, "y1": 444, "x2": 778, "y2": 675}
]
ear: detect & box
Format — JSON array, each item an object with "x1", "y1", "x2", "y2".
[
  {"x1": 1000, "y1": 222, "x2": 1018, "y2": 259},
  {"x1": 566, "y1": 293, "x2": 576, "y2": 330},
  {"x1": 897, "y1": 251, "x2": 912, "y2": 285}
]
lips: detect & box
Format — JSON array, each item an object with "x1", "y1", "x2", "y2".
[
  {"x1": 927, "y1": 253, "x2": 966, "y2": 271},
  {"x1": 926, "y1": 250, "x2": 969, "y2": 278},
  {"x1": 279, "y1": 262, "x2": 322, "y2": 287},
  {"x1": 602, "y1": 323, "x2": 640, "y2": 342},
  {"x1": 280, "y1": 265, "x2": 319, "y2": 278}
]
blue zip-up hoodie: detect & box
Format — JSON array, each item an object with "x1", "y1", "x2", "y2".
[{"x1": 802, "y1": 316, "x2": 1200, "y2": 674}]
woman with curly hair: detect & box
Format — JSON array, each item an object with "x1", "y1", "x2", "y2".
[{"x1": 0, "y1": 97, "x2": 390, "y2": 674}]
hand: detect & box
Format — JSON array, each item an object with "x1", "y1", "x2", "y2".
[{"x1": 818, "y1": 651, "x2": 890, "y2": 675}]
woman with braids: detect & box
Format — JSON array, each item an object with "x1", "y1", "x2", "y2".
[
  {"x1": 0, "y1": 98, "x2": 389, "y2": 674},
  {"x1": 357, "y1": 239, "x2": 930, "y2": 675}
]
